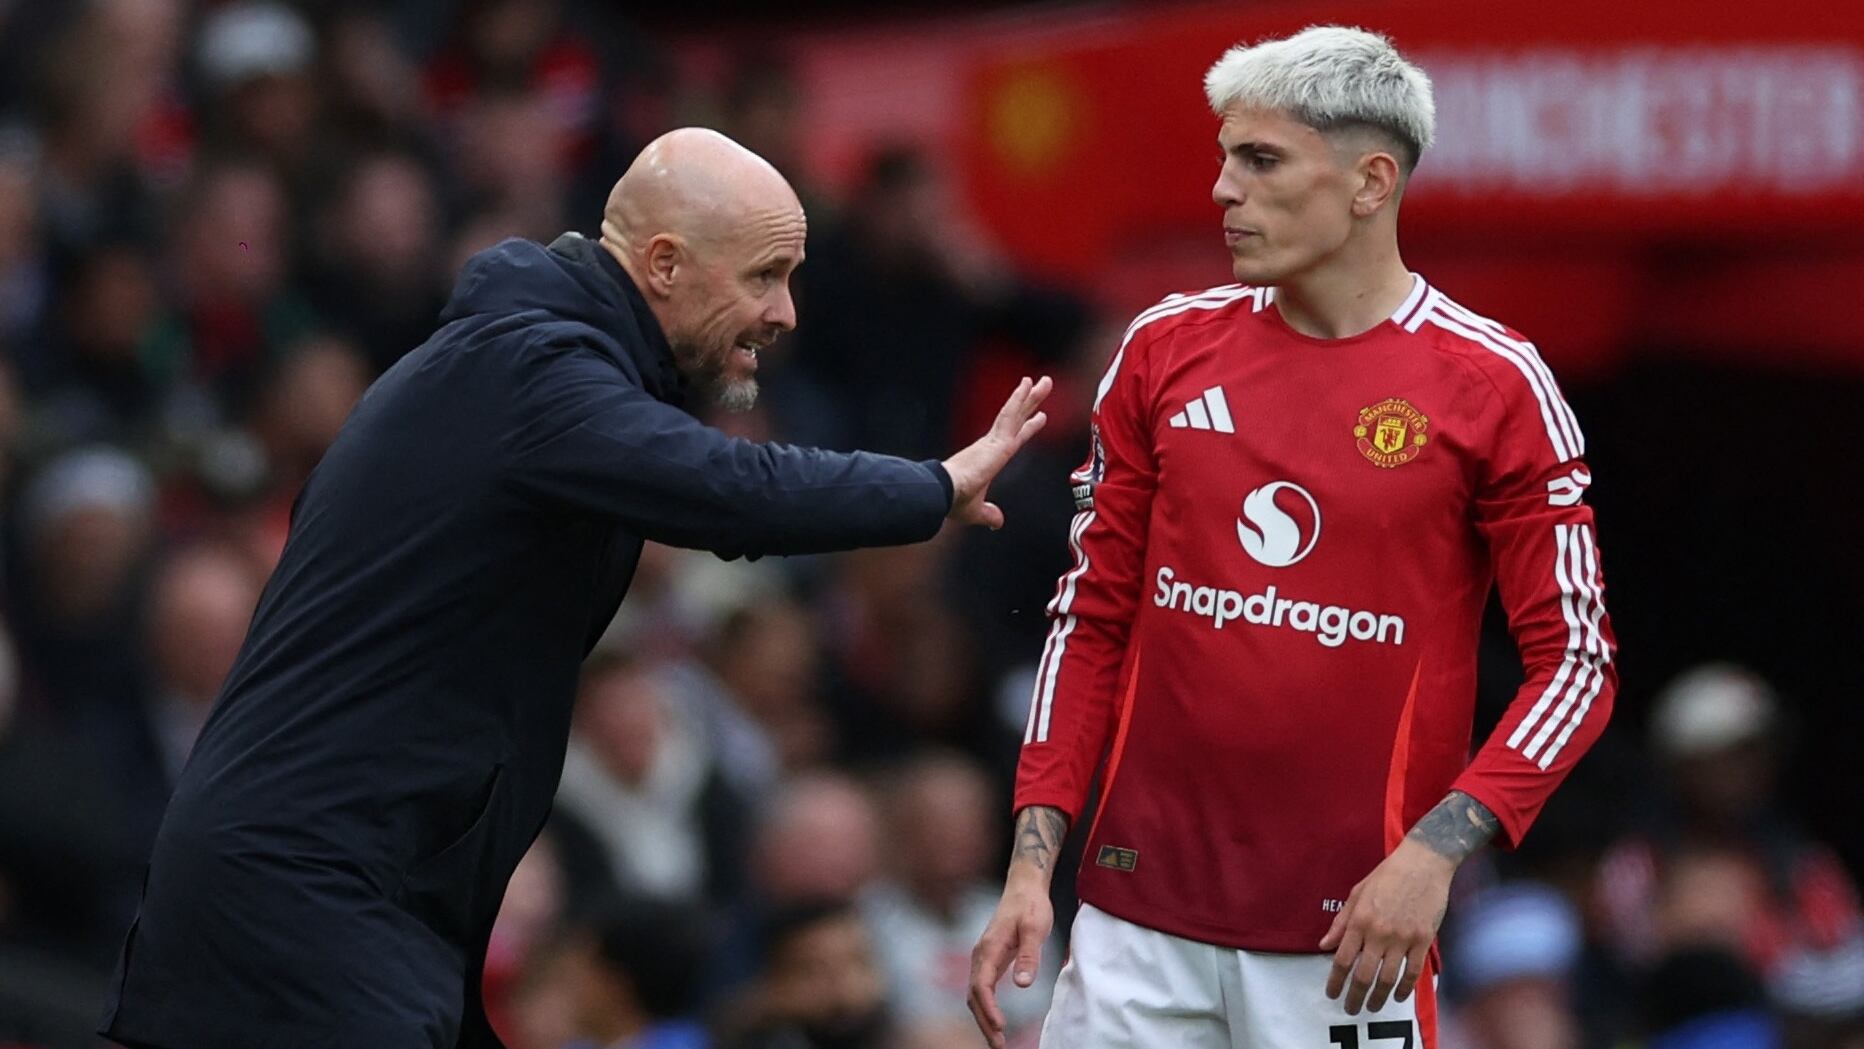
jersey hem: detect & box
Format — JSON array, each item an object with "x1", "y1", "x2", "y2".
[{"x1": 1078, "y1": 886, "x2": 1330, "y2": 954}]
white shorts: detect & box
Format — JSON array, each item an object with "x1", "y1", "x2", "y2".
[{"x1": 1040, "y1": 904, "x2": 1439, "y2": 1049}]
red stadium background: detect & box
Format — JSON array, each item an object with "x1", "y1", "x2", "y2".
[{"x1": 676, "y1": 0, "x2": 1864, "y2": 374}]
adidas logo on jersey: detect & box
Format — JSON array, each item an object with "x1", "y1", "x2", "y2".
[{"x1": 1168, "y1": 386, "x2": 1235, "y2": 434}]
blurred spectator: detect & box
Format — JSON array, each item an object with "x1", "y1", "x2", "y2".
[
  {"x1": 863, "y1": 752, "x2": 1055, "y2": 1040},
  {"x1": 595, "y1": 541, "x2": 727, "y2": 659},
  {"x1": 487, "y1": 830, "x2": 572, "y2": 1043},
  {"x1": 780, "y1": 144, "x2": 1087, "y2": 459},
  {"x1": 141, "y1": 543, "x2": 263, "y2": 787},
  {"x1": 10, "y1": 446, "x2": 155, "y2": 707},
  {"x1": 1441, "y1": 883, "x2": 1583, "y2": 1049},
  {"x1": 1597, "y1": 664, "x2": 1864, "y2": 1018},
  {"x1": 424, "y1": 0, "x2": 623, "y2": 240},
  {"x1": 90, "y1": 0, "x2": 192, "y2": 190},
  {"x1": 506, "y1": 896, "x2": 713, "y2": 1049},
  {"x1": 318, "y1": 5, "x2": 431, "y2": 148},
  {"x1": 751, "y1": 772, "x2": 882, "y2": 909},
  {"x1": 212, "y1": 333, "x2": 369, "y2": 569},
  {"x1": 34, "y1": 239, "x2": 169, "y2": 450},
  {"x1": 0, "y1": 137, "x2": 51, "y2": 380},
  {"x1": 28, "y1": 1, "x2": 176, "y2": 275},
  {"x1": 591, "y1": 898, "x2": 713, "y2": 1049},
  {"x1": 820, "y1": 542, "x2": 1007, "y2": 772},
  {"x1": 508, "y1": 930, "x2": 588, "y2": 1049},
  {"x1": 719, "y1": 901, "x2": 894, "y2": 1049},
  {"x1": 661, "y1": 597, "x2": 831, "y2": 796},
  {"x1": 145, "y1": 157, "x2": 319, "y2": 412},
  {"x1": 707, "y1": 771, "x2": 886, "y2": 994},
  {"x1": 555, "y1": 652, "x2": 750, "y2": 907},
  {"x1": 716, "y1": 54, "x2": 821, "y2": 213},
  {"x1": 193, "y1": 2, "x2": 321, "y2": 178},
  {"x1": 249, "y1": 334, "x2": 369, "y2": 489},
  {"x1": 7, "y1": 446, "x2": 172, "y2": 877},
  {"x1": 423, "y1": 0, "x2": 602, "y2": 179},
  {"x1": 455, "y1": 86, "x2": 572, "y2": 240},
  {"x1": 1637, "y1": 947, "x2": 1781, "y2": 1049},
  {"x1": 305, "y1": 150, "x2": 448, "y2": 372}
]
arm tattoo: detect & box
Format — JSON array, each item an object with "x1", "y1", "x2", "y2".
[
  {"x1": 1406, "y1": 791, "x2": 1500, "y2": 864},
  {"x1": 1012, "y1": 806, "x2": 1069, "y2": 873}
]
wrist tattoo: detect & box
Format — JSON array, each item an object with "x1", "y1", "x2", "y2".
[
  {"x1": 1406, "y1": 791, "x2": 1499, "y2": 863},
  {"x1": 1012, "y1": 806, "x2": 1069, "y2": 872}
]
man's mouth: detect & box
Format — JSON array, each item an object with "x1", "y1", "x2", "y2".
[{"x1": 734, "y1": 339, "x2": 765, "y2": 363}]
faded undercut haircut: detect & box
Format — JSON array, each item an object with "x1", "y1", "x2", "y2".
[{"x1": 1204, "y1": 25, "x2": 1435, "y2": 174}]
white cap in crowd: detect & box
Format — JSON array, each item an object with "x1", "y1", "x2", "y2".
[
  {"x1": 1650, "y1": 663, "x2": 1778, "y2": 760},
  {"x1": 1449, "y1": 883, "x2": 1582, "y2": 994},
  {"x1": 197, "y1": 1, "x2": 315, "y2": 87}
]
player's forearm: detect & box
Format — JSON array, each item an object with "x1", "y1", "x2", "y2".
[
  {"x1": 1007, "y1": 805, "x2": 1070, "y2": 887},
  {"x1": 1403, "y1": 790, "x2": 1499, "y2": 866}
]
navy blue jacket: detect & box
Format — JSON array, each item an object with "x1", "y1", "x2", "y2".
[{"x1": 100, "y1": 234, "x2": 952, "y2": 1049}]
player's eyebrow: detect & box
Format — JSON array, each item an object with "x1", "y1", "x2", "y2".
[{"x1": 1225, "y1": 140, "x2": 1285, "y2": 156}]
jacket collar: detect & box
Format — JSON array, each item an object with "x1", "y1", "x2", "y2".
[{"x1": 547, "y1": 232, "x2": 690, "y2": 409}]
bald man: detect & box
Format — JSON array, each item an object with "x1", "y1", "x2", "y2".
[{"x1": 101, "y1": 129, "x2": 1049, "y2": 1049}]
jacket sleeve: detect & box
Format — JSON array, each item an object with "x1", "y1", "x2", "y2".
[
  {"x1": 1012, "y1": 319, "x2": 1159, "y2": 824},
  {"x1": 499, "y1": 338, "x2": 952, "y2": 558},
  {"x1": 1451, "y1": 336, "x2": 1618, "y2": 848}
]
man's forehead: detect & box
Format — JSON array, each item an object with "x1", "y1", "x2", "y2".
[{"x1": 740, "y1": 206, "x2": 807, "y2": 253}]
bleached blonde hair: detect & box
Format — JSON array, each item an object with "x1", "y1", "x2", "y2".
[{"x1": 1204, "y1": 26, "x2": 1435, "y2": 172}]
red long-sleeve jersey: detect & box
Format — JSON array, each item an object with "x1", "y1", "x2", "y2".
[{"x1": 1015, "y1": 276, "x2": 1617, "y2": 951}]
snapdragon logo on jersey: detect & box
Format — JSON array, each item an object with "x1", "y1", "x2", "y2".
[{"x1": 1153, "y1": 480, "x2": 1407, "y2": 647}]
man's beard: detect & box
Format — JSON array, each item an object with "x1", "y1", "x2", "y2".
[
  {"x1": 672, "y1": 339, "x2": 759, "y2": 413},
  {"x1": 714, "y1": 376, "x2": 759, "y2": 413}
]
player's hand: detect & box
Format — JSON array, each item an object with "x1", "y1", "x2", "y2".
[
  {"x1": 1319, "y1": 838, "x2": 1453, "y2": 1015},
  {"x1": 967, "y1": 871, "x2": 1052, "y2": 1049},
  {"x1": 943, "y1": 376, "x2": 1052, "y2": 529}
]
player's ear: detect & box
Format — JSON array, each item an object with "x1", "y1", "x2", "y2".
[
  {"x1": 1351, "y1": 151, "x2": 1402, "y2": 218},
  {"x1": 643, "y1": 233, "x2": 684, "y2": 297}
]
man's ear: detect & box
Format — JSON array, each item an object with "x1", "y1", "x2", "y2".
[
  {"x1": 643, "y1": 233, "x2": 683, "y2": 297},
  {"x1": 1352, "y1": 151, "x2": 1402, "y2": 218}
]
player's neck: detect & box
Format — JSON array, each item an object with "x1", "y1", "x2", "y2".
[{"x1": 1271, "y1": 245, "x2": 1414, "y2": 341}]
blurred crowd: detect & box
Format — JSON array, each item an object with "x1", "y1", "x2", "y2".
[{"x1": 0, "y1": 3, "x2": 1860, "y2": 1049}]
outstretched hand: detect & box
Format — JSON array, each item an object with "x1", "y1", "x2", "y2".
[{"x1": 943, "y1": 376, "x2": 1052, "y2": 529}]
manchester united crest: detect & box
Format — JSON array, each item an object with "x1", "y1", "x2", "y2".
[{"x1": 1354, "y1": 398, "x2": 1430, "y2": 468}]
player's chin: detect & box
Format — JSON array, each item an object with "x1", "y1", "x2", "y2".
[
  {"x1": 714, "y1": 377, "x2": 759, "y2": 413},
  {"x1": 1230, "y1": 257, "x2": 1278, "y2": 285}
]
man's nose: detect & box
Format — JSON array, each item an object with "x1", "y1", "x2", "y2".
[
  {"x1": 768, "y1": 286, "x2": 798, "y2": 332},
  {"x1": 1213, "y1": 168, "x2": 1244, "y2": 209}
]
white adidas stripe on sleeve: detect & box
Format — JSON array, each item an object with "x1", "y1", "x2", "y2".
[
  {"x1": 1027, "y1": 510, "x2": 1096, "y2": 744},
  {"x1": 1507, "y1": 523, "x2": 1610, "y2": 768},
  {"x1": 1538, "y1": 525, "x2": 1609, "y2": 767}
]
